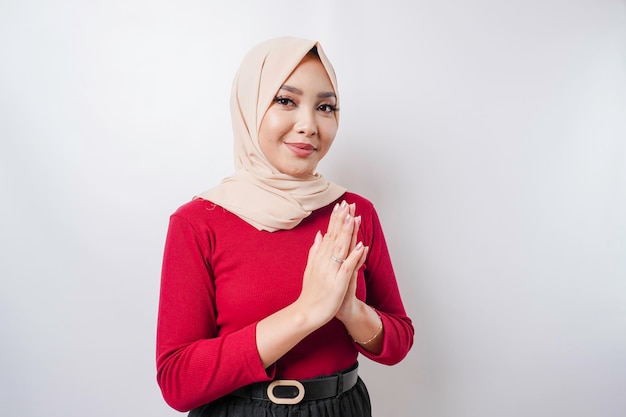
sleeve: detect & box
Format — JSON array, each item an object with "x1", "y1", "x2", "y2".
[
  {"x1": 356, "y1": 205, "x2": 415, "y2": 364},
  {"x1": 155, "y1": 213, "x2": 274, "y2": 412}
]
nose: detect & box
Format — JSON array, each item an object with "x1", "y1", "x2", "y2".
[{"x1": 294, "y1": 108, "x2": 317, "y2": 137}]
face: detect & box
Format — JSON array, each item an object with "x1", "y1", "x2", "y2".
[{"x1": 258, "y1": 56, "x2": 338, "y2": 178}]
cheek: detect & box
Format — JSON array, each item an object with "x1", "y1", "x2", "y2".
[
  {"x1": 319, "y1": 119, "x2": 338, "y2": 145},
  {"x1": 259, "y1": 111, "x2": 290, "y2": 142}
]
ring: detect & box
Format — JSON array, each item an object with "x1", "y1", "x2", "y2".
[{"x1": 331, "y1": 254, "x2": 346, "y2": 263}]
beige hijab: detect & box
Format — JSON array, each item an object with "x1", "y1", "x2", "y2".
[{"x1": 196, "y1": 37, "x2": 346, "y2": 231}]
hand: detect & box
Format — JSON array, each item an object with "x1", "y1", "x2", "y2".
[
  {"x1": 335, "y1": 241, "x2": 369, "y2": 323},
  {"x1": 256, "y1": 201, "x2": 369, "y2": 368},
  {"x1": 334, "y1": 203, "x2": 369, "y2": 322},
  {"x1": 295, "y1": 201, "x2": 366, "y2": 326}
]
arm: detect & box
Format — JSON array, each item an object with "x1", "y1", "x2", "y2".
[
  {"x1": 156, "y1": 201, "x2": 365, "y2": 410},
  {"x1": 156, "y1": 214, "x2": 270, "y2": 411}
]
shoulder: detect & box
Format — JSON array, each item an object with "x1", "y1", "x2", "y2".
[
  {"x1": 171, "y1": 198, "x2": 220, "y2": 219},
  {"x1": 169, "y1": 198, "x2": 237, "y2": 230},
  {"x1": 166, "y1": 198, "x2": 256, "y2": 251}
]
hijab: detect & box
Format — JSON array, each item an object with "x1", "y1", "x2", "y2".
[{"x1": 196, "y1": 37, "x2": 346, "y2": 232}]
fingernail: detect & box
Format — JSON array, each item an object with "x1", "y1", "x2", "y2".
[
  {"x1": 340, "y1": 200, "x2": 347, "y2": 210},
  {"x1": 356, "y1": 241, "x2": 363, "y2": 250},
  {"x1": 333, "y1": 203, "x2": 339, "y2": 212},
  {"x1": 344, "y1": 214, "x2": 352, "y2": 225},
  {"x1": 355, "y1": 215, "x2": 361, "y2": 225}
]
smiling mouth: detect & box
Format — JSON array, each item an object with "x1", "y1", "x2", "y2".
[{"x1": 285, "y1": 142, "x2": 317, "y2": 157}]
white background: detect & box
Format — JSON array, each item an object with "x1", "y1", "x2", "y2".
[{"x1": 1, "y1": 1, "x2": 625, "y2": 416}]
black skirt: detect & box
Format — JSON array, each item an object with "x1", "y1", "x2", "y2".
[{"x1": 188, "y1": 377, "x2": 372, "y2": 417}]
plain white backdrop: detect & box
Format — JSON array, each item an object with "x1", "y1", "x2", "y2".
[{"x1": 1, "y1": 1, "x2": 625, "y2": 416}]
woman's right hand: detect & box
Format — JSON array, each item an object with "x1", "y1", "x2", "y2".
[{"x1": 295, "y1": 201, "x2": 365, "y2": 326}]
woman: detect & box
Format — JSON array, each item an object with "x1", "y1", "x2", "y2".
[{"x1": 156, "y1": 36, "x2": 414, "y2": 417}]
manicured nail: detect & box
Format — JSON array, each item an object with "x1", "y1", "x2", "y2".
[
  {"x1": 356, "y1": 241, "x2": 363, "y2": 250},
  {"x1": 333, "y1": 203, "x2": 339, "y2": 212},
  {"x1": 340, "y1": 200, "x2": 347, "y2": 210}
]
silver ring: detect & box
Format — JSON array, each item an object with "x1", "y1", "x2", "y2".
[{"x1": 331, "y1": 254, "x2": 346, "y2": 263}]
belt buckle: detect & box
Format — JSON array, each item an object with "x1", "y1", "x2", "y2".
[{"x1": 267, "y1": 379, "x2": 305, "y2": 405}]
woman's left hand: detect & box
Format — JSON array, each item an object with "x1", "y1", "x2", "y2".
[
  {"x1": 333, "y1": 207, "x2": 383, "y2": 353},
  {"x1": 334, "y1": 218, "x2": 368, "y2": 322}
]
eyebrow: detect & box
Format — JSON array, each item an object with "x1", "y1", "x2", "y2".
[{"x1": 280, "y1": 84, "x2": 336, "y2": 99}]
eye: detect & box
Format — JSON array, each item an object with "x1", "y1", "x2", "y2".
[
  {"x1": 318, "y1": 104, "x2": 338, "y2": 113},
  {"x1": 273, "y1": 96, "x2": 296, "y2": 107}
]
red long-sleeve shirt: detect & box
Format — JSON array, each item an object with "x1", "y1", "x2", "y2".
[{"x1": 156, "y1": 192, "x2": 414, "y2": 412}]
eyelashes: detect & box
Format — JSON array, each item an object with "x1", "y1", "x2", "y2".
[
  {"x1": 273, "y1": 96, "x2": 339, "y2": 113},
  {"x1": 318, "y1": 104, "x2": 338, "y2": 113},
  {"x1": 273, "y1": 96, "x2": 295, "y2": 106}
]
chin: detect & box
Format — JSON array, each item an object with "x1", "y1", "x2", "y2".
[{"x1": 282, "y1": 166, "x2": 316, "y2": 178}]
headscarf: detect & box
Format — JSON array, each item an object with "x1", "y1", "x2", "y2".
[{"x1": 195, "y1": 37, "x2": 346, "y2": 232}]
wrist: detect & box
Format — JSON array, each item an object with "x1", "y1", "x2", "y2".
[
  {"x1": 353, "y1": 309, "x2": 383, "y2": 346},
  {"x1": 291, "y1": 297, "x2": 333, "y2": 331},
  {"x1": 339, "y1": 302, "x2": 384, "y2": 350},
  {"x1": 335, "y1": 298, "x2": 361, "y2": 324}
]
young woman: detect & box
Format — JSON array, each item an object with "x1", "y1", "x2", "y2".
[{"x1": 156, "y1": 36, "x2": 414, "y2": 417}]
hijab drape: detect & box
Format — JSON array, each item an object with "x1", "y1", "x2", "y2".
[{"x1": 196, "y1": 37, "x2": 346, "y2": 231}]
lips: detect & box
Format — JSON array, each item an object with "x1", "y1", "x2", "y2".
[{"x1": 285, "y1": 142, "x2": 317, "y2": 157}]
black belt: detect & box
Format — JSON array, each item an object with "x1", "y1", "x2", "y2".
[{"x1": 230, "y1": 363, "x2": 359, "y2": 405}]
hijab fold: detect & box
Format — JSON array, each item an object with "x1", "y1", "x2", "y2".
[{"x1": 196, "y1": 37, "x2": 345, "y2": 231}]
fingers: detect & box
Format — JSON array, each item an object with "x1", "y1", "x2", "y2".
[
  {"x1": 299, "y1": 204, "x2": 368, "y2": 324},
  {"x1": 332, "y1": 212, "x2": 356, "y2": 262},
  {"x1": 327, "y1": 201, "x2": 356, "y2": 237},
  {"x1": 307, "y1": 230, "x2": 322, "y2": 259},
  {"x1": 335, "y1": 241, "x2": 368, "y2": 278},
  {"x1": 356, "y1": 244, "x2": 369, "y2": 270},
  {"x1": 344, "y1": 243, "x2": 368, "y2": 293},
  {"x1": 350, "y1": 216, "x2": 361, "y2": 255},
  {"x1": 337, "y1": 213, "x2": 361, "y2": 263},
  {"x1": 326, "y1": 201, "x2": 349, "y2": 239},
  {"x1": 323, "y1": 201, "x2": 359, "y2": 263},
  {"x1": 309, "y1": 200, "x2": 365, "y2": 277}
]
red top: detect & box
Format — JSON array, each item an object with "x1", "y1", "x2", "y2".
[{"x1": 156, "y1": 192, "x2": 414, "y2": 411}]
